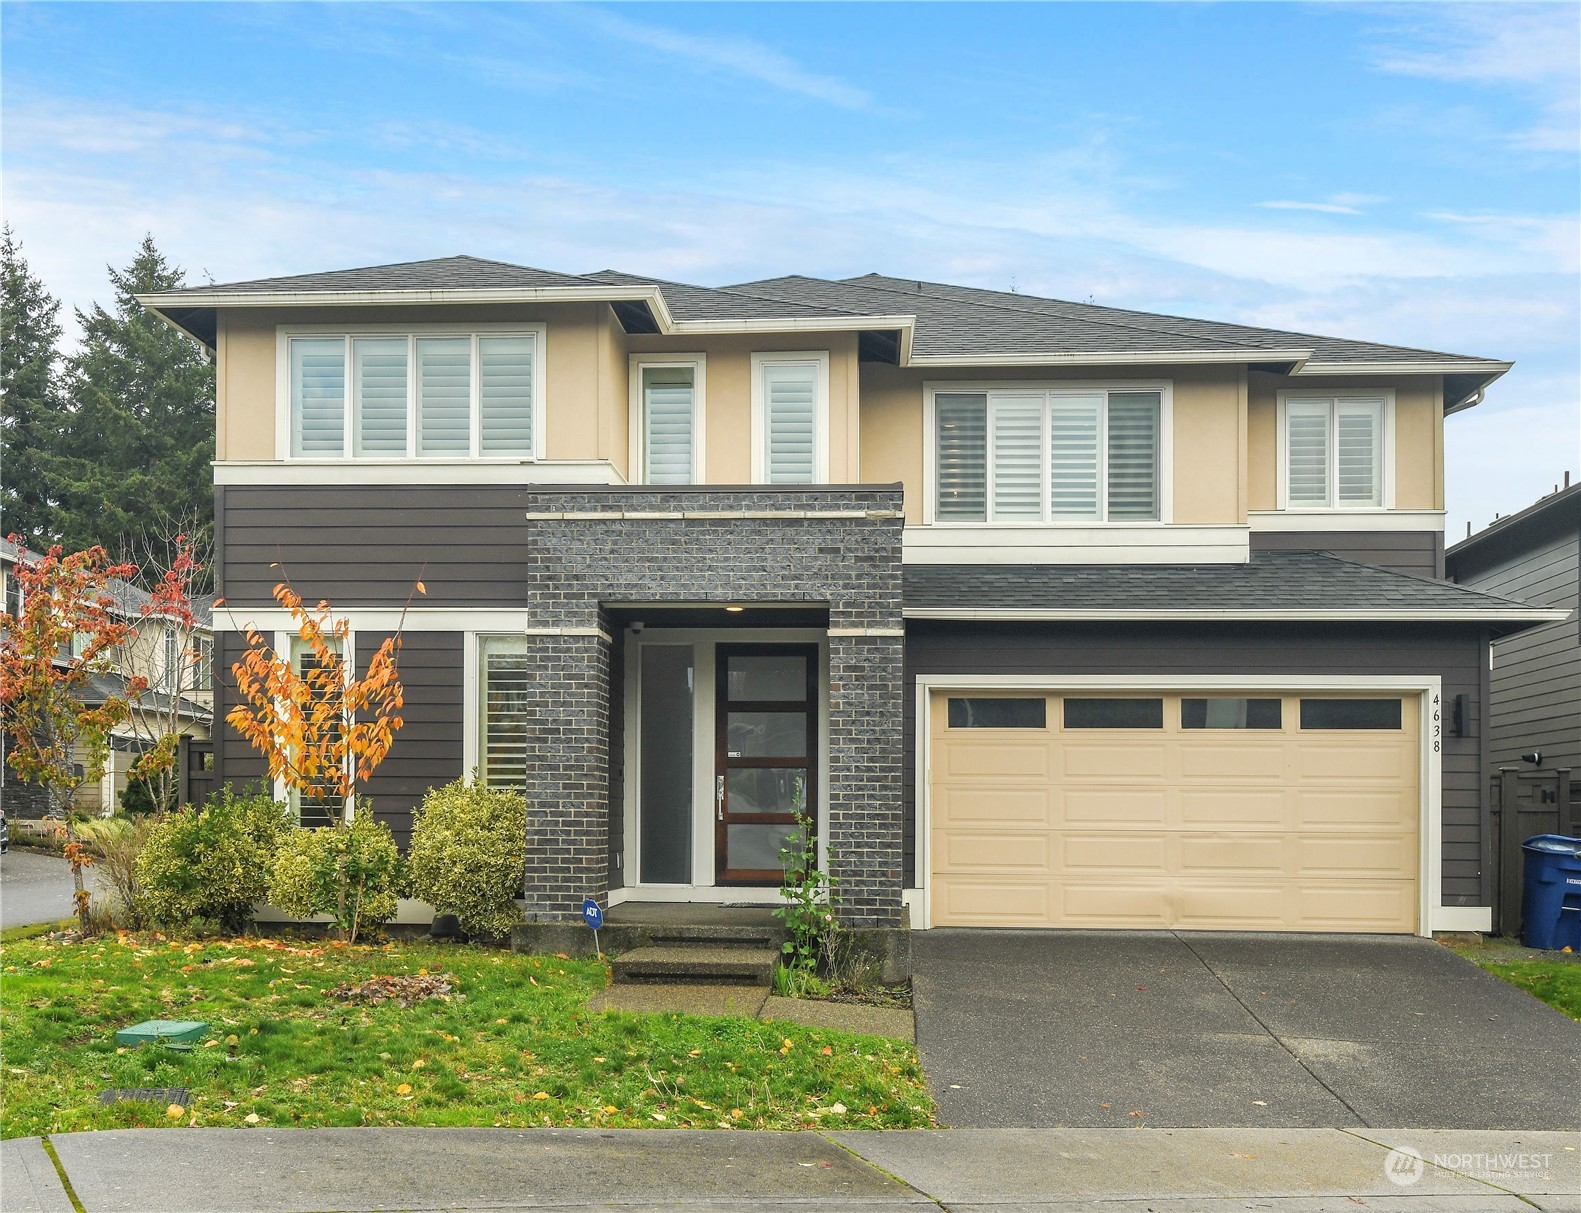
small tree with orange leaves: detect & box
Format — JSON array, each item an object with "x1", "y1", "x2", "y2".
[
  {"x1": 227, "y1": 577, "x2": 414, "y2": 815},
  {"x1": 0, "y1": 542, "x2": 144, "y2": 934},
  {"x1": 224, "y1": 574, "x2": 420, "y2": 941}
]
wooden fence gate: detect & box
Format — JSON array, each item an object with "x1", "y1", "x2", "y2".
[{"x1": 1491, "y1": 767, "x2": 1576, "y2": 936}]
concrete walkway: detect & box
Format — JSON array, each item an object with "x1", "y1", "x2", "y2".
[
  {"x1": 4, "y1": 1126, "x2": 1577, "y2": 1211},
  {"x1": 914, "y1": 930, "x2": 1581, "y2": 1130}
]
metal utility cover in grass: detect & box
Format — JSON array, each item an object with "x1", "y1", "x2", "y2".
[
  {"x1": 114, "y1": 1020, "x2": 209, "y2": 1050},
  {"x1": 98, "y1": 1087, "x2": 191, "y2": 1107}
]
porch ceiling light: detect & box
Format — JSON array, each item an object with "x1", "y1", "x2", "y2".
[{"x1": 725, "y1": 605, "x2": 745, "y2": 613}]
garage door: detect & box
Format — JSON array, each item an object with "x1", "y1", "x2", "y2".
[{"x1": 929, "y1": 691, "x2": 1420, "y2": 932}]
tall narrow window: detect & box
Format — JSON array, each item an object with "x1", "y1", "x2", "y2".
[
  {"x1": 931, "y1": 387, "x2": 1162, "y2": 522},
  {"x1": 758, "y1": 358, "x2": 821, "y2": 483},
  {"x1": 162, "y1": 627, "x2": 181, "y2": 693},
  {"x1": 290, "y1": 338, "x2": 345, "y2": 456},
  {"x1": 192, "y1": 634, "x2": 213, "y2": 692},
  {"x1": 416, "y1": 337, "x2": 471, "y2": 457},
  {"x1": 1285, "y1": 396, "x2": 1384, "y2": 508},
  {"x1": 641, "y1": 365, "x2": 696, "y2": 483},
  {"x1": 478, "y1": 336, "x2": 535, "y2": 456},
  {"x1": 352, "y1": 338, "x2": 408, "y2": 456},
  {"x1": 935, "y1": 393, "x2": 987, "y2": 520},
  {"x1": 289, "y1": 637, "x2": 344, "y2": 827},
  {"x1": 479, "y1": 636, "x2": 530, "y2": 793}
]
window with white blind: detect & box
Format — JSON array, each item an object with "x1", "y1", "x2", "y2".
[
  {"x1": 284, "y1": 327, "x2": 544, "y2": 460},
  {"x1": 632, "y1": 357, "x2": 703, "y2": 484},
  {"x1": 931, "y1": 386, "x2": 1165, "y2": 523},
  {"x1": 752, "y1": 352, "x2": 828, "y2": 484},
  {"x1": 478, "y1": 636, "x2": 530, "y2": 794},
  {"x1": 1282, "y1": 395, "x2": 1387, "y2": 509}
]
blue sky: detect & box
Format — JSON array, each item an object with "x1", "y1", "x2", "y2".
[{"x1": 3, "y1": 2, "x2": 1576, "y2": 531}]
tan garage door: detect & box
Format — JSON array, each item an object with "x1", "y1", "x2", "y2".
[{"x1": 929, "y1": 691, "x2": 1420, "y2": 932}]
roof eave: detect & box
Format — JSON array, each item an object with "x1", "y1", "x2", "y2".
[
  {"x1": 903, "y1": 348, "x2": 1313, "y2": 370},
  {"x1": 902, "y1": 607, "x2": 1572, "y2": 623}
]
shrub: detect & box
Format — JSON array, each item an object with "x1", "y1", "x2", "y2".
[
  {"x1": 406, "y1": 777, "x2": 528, "y2": 939},
  {"x1": 78, "y1": 815, "x2": 157, "y2": 928},
  {"x1": 119, "y1": 774, "x2": 158, "y2": 817},
  {"x1": 268, "y1": 812, "x2": 401, "y2": 944},
  {"x1": 136, "y1": 786, "x2": 290, "y2": 932}
]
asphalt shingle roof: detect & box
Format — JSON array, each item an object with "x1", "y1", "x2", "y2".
[
  {"x1": 903, "y1": 550, "x2": 1550, "y2": 617},
  {"x1": 162, "y1": 255, "x2": 597, "y2": 296}
]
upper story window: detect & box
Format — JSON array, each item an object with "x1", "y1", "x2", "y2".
[
  {"x1": 284, "y1": 326, "x2": 545, "y2": 460},
  {"x1": 752, "y1": 352, "x2": 829, "y2": 484},
  {"x1": 632, "y1": 356, "x2": 704, "y2": 484},
  {"x1": 1280, "y1": 393, "x2": 1389, "y2": 509},
  {"x1": 931, "y1": 385, "x2": 1165, "y2": 523}
]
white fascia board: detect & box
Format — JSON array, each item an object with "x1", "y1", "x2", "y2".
[
  {"x1": 1297, "y1": 359, "x2": 1512, "y2": 377},
  {"x1": 137, "y1": 283, "x2": 670, "y2": 313},
  {"x1": 213, "y1": 459, "x2": 628, "y2": 487},
  {"x1": 1248, "y1": 509, "x2": 1446, "y2": 533},
  {"x1": 904, "y1": 348, "x2": 1313, "y2": 369},
  {"x1": 902, "y1": 607, "x2": 1572, "y2": 623}
]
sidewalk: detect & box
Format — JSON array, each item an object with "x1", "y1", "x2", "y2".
[{"x1": 5, "y1": 1126, "x2": 1577, "y2": 1211}]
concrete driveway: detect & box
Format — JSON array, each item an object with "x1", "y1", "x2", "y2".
[
  {"x1": 0, "y1": 847, "x2": 100, "y2": 928},
  {"x1": 913, "y1": 930, "x2": 1581, "y2": 1130}
]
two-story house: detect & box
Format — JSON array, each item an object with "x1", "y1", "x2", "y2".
[{"x1": 138, "y1": 256, "x2": 1564, "y2": 941}]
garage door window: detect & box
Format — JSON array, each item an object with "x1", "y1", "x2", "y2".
[
  {"x1": 1300, "y1": 698, "x2": 1403, "y2": 730},
  {"x1": 1063, "y1": 697, "x2": 1163, "y2": 729},
  {"x1": 947, "y1": 697, "x2": 1047, "y2": 729},
  {"x1": 1181, "y1": 697, "x2": 1282, "y2": 729}
]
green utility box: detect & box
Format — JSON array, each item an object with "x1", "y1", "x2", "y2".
[{"x1": 114, "y1": 1020, "x2": 209, "y2": 1050}]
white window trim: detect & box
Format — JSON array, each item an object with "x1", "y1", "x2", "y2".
[
  {"x1": 922, "y1": 380, "x2": 1174, "y2": 525},
  {"x1": 912, "y1": 673, "x2": 1454, "y2": 936},
  {"x1": 275, "y1": 322, "x2": 548, "y2": 463},
  {"x1": 1275, "y1": 389, "x2": 1395, "y2": 511},
  {"x1": 628, "y1": 353, "x2": 706, "y2": 485},
  {"x1": 466, "y1": 631, "x2": 533, "y2": 794},
  {"x1": 750, "y1": 351, "x2": 830, "y2": 485},
  {"x1": 273, "y1": 628, "x2": 355, "y2": 823}
]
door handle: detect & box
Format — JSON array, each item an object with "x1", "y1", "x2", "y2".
[{"x1": 716, "y1": 775, "x2": 725, "y2": 821}]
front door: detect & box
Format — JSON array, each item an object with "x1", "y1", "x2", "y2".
[{"x1": 715, "y1": 644, "x2": 817, "y2": 884}]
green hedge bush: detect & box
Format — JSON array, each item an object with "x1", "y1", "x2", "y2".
[
  {"x1": 406, "y1": 777, "x2": 528, "y2": 939},
  {"x1": 267, "y1": 812, "x2": 401, "y2": 943},
  {"x1": 136, "y1": 786, "x2": 290, "y2": 932}
]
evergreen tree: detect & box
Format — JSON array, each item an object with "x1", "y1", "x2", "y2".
[
  {"x1": 0, "y1": 227, "x2": 66, "y2": 550},
  {"x1": 49, "y1": 236, "x2": 215, "y2": 561}
]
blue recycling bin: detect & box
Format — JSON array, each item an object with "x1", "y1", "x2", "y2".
[{"x1": 1520, "y1": 834, "x2": 1581, "y2": 950}]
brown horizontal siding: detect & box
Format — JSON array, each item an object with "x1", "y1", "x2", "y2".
[
  {"x1": 904, "y1": 621, "x2": 1489, "y2": 905},
  {"x1": 1250, "y1": 530, "x2": 1442, "y2": 579},
  {"x1": 218, "y1": 484, "x2": 538, "y2": 608}
]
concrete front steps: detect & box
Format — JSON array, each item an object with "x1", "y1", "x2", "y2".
[{"x1": 610, "y1": 943, "x2": 779, "y2": 986}]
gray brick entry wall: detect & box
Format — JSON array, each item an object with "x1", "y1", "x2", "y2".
[{"x1": 521, "y1": 486, "x2": 906, "y2": 928}]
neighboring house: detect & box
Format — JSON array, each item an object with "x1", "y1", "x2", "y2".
[
  {"x1": 137, "y1": 256, "x2": 1565, "y2": 939},
  {"x1": 0, "y1": 538, "x2": 214, "y2": 816},
  {"x1": 1447, "y1": 482, "x2": 1581, "y2": 777}
]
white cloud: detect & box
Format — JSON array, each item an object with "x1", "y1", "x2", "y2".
[
  {"x1": 1257, "y1": 200, "x2": 1363, "y2": 215},
  {"x1": 1371, "y1": 4, "x2": 1581, "y2": 154},
  {"x1": 577, "y1": 10, "x2": 873, "y2": 111}
]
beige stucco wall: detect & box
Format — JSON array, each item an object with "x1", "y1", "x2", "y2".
[
  {"x1": 1247, "y1": 373, "x2": 1443, "y2": 510},
  {"x1": 624, "y1": 331, "x2": 862, "y2": 483},
  {"x1": 216, "y1": 303, "x2": 624, "y2": 463},
  {"x1": 859, "y1": 363, "x2": 1247, "y2": 525}
]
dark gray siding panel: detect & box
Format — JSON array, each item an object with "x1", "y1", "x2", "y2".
[
  {"x1": 213, "y1": 630, "x2": 270, "y2": 795},
  {"x1": 217, "y1": 485, "x2": 535, "y2": 608},
  {"x1": 904, "y1": 622, "x2": 1488, "y2": 905},
  {"x1": 356, "y1": 631, "x2": 465, "y2": 848},
  {"x1": 1250, "y1": 531, "x2": 1443, "y2": 579},
  {"x1": 1453, "y1": 526, "x2": 1581, "y2": 772}
]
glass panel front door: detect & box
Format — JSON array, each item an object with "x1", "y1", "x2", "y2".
[
  {"x1": 638, "y1": 645, "x2": 694, "y2": 883},
  {"x1": 716, "y1": 643, "x2": 816, "y2": 884}
]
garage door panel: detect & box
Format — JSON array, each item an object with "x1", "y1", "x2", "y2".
[
  {"x1": 1062, "y1": 744, "x2": 1166, "y2": 778},
  {"x1": 936, "y1": 830, "x2": 1052, "y2": 872},
  {"x1": 1061, "y1": 833, "x2": 1168, "y2": 872},
  {"x1": 1178, "y1": 789, "x2": 1290, "y2": 829},
  {"x1": 929, "y1": 690, "x2": 1420, "y2": 934},
  {"x1": 1062, "y1": 789, "x2": 1169, "y2": 824},
  {"x1": 937, "y1": 786, "x2": 1052, "y2": 824}
]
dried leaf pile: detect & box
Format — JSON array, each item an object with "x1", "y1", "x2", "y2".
[{"x1": 326, "y1": 972, "x2": 458, "y2": 1008}]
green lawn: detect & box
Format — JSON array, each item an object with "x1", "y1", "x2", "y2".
[
  {"x1": 0, "y1": 931, "x2": 932, "y2": 1138},
  {"x1": 1444, "y1": 939, "x2": 1581, "y2": 1020}
]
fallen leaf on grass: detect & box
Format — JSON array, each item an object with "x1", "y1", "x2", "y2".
[
  {"x1": 244, "y1": 1113, "x2": 260, "y2": 1125},
  {"x1": 396, "y1": 1084, "x2": 412, "y2": 1095},
  {"x1": 532, "y1": 1092, "x2": 550, "y2": 1100},
  {"x1": 820, "y1": 1046, "x2": 832, "y2": 1056},
  {"x1": 165, "y1": 1105, "x2": 184, "y2": 1119}
]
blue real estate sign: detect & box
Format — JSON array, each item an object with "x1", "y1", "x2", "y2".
[{"x1": 581, "y1": 897, "x2": 603, "y2": 930}]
